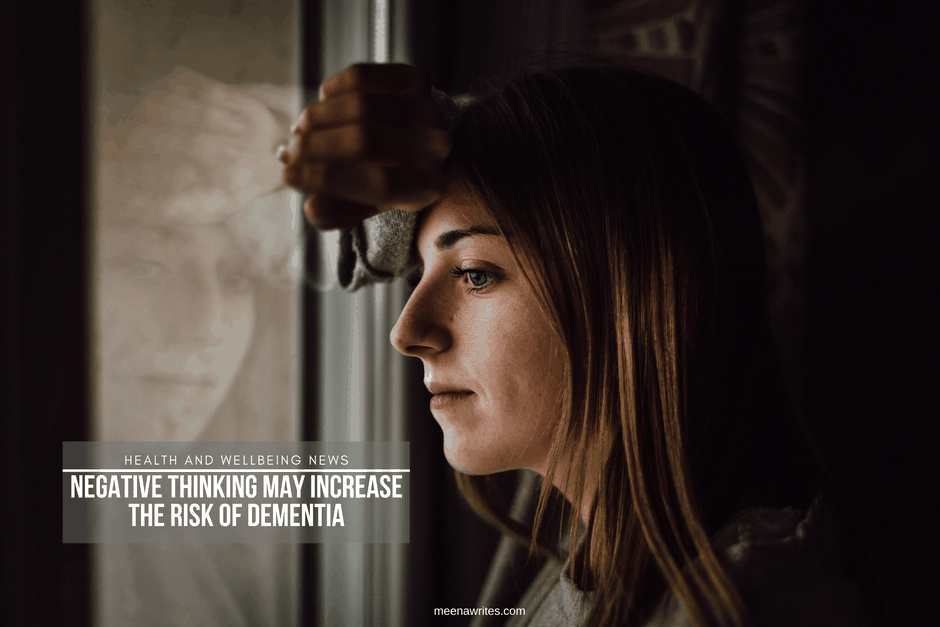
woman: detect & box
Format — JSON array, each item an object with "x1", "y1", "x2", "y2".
[{"x1": 285, "y1": 63, "x2": 870, "y2": 626}]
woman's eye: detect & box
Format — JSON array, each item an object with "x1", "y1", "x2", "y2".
[
  {"x1": 449, "y1": 266, "x2": 498, "y2": 291},
  {"x1": 466, "y1": 270, "x2": 493, "y2": 288}
]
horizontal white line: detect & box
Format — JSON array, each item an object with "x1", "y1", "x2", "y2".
[{"x1": 62, "y1": 469, "x2": 411, "y2": 473}]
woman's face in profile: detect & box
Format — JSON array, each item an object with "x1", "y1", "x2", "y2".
[
  {"x1": 97, "y1": 223, "x2": 256, "y2": 441},
  {"x1": 391, "y1": 194, "x2": 565, "y2": 475}
]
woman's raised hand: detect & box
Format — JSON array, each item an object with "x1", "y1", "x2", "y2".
[{"x1": 282, "y1": 63, "x2": 452, "y2": 230}]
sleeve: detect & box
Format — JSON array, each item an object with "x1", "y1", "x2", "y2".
[{"x1": 335, "y1": 87, "x2": 463, "y2": 291}]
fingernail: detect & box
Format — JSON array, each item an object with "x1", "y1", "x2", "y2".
[{"x1": 276, "y1": 145, "x2": 290, "y2": 163}]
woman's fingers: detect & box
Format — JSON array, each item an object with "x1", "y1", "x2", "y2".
[
  {"x1": 290, "y1": 124, "x2": 451, "y2": 165},
  {"x1": 295, "y1": 91, "x2": 442, "y2": 133},
  {"x1": 285, "y1": 162, "x2": 445, "y2": 215},
  {"x1": 319, "y1": 63, "x2": 431, "y2": 101},
  {"x1": 303, "y1": 195, "x2": 384, "y2": 231},
  {"x1": 284, "y1": 63, "x2": 449, "y2": 229}
]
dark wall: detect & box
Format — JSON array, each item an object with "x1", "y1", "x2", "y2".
[
  {"x1": 2, "y1": 3, "x2": 92, "y2": 627},
  {"x1": 804, "y1": 3, "x2": 939, "y2": 625}
]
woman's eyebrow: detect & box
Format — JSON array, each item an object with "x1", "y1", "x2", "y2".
[{"x1": 435, "y1": 226, "x2": 501, "y2": 250}]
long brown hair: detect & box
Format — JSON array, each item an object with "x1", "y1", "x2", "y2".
[{"x1": 447, "y1": 65, "x2": 818, "y2": 627}]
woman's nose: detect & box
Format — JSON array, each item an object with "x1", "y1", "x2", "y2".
[
  {"x1": 166, "y1": 269, "x2": 225, "y2": 346},
  {"x1": 390, "y1": 281, "x2": 451, "y2": 357}
]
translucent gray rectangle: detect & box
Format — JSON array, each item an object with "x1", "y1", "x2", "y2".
[{"x1": 64, "y1": 442, "x2": 410, "y2": 543}]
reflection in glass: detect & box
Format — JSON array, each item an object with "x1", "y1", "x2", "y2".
[
  {"x1": 92, "y1": 1, "x2": 301, "y2": 624},
  {"x1": 96, "y1": 70, "x2": 300, "y2": 443},
  {"x1": 98, "y1": 223, "x2": 257, "y2": 442}
]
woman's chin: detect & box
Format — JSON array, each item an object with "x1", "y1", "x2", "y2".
[
  {"x1": 441, "y1": 436, "x2": 506, "y2": 476},
  {"x1": 444, "y1": 455, "x2": 487, "y2": 476}
]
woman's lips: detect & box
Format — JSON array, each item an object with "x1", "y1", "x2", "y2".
[{"x1": 429, "y1": 391, "x2": 473, "y2": 411}]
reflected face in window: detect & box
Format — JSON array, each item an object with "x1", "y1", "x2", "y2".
[
  {"x1": 97, "y1": 223, "x2": 256, "y2": 441},
  {"x1": 390, "y1": 196, "x2": 565, "y2": 476}
]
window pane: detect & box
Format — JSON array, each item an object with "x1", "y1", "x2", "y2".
[{"x1": 90, "y1": 1, "x2": 302, "y2": 625}]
